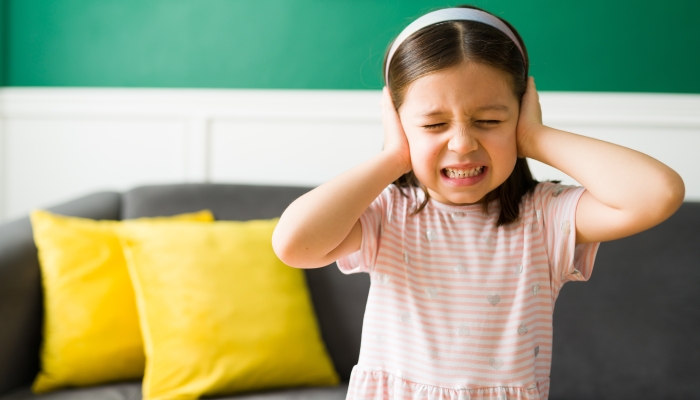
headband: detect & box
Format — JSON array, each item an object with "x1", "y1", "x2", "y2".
[{"x1": 385, "y1": 8, "x2": 525, "y2": 83}]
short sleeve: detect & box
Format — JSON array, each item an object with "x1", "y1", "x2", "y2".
[
  {"x1": 336, "y1": 186, "x2": 393, "y2": 274},
  {"x1": 532, "y1": 182, "x2": 600, "y2": 289}
]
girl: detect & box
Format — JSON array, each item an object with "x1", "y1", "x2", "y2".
[{"x1": 272, "y1": 5, "x2": 684, "y2": 400}]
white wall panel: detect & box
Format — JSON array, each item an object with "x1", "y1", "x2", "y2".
[
  {"x1": 5, "y1": 118, "x2": 186, "y2": 221},
  {"x1": 0, "y1": 88, "x2": 697, "y2": 224},
  {"x1": 210, "y1": 118, "x2": 383, "y2": 186},
  {"x1": 0, "y1": 121, "x2": 6, "y2": 222},
  {"x1": 527, "y1": 125, "x2": 700, "y2": 200}
]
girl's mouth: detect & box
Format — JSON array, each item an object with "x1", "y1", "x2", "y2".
[
  {"x1": 441, "y1": 166, "x2": 487, "y2": 186},
  {"x1": 443, "y1": 166, "x2": 485, "y2": 178}
]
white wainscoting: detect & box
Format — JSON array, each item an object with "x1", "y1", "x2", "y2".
[{"x1": 0, "y1": 88, "x2": 698, "y2": 223}]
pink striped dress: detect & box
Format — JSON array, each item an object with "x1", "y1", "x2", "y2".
[{"x1": 337, "y1": 182, "x2": 599, "y2": 400}]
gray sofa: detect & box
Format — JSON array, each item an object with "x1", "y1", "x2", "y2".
[{"x1": 0, "y1": 183, "x2": 698, "y2": 400}]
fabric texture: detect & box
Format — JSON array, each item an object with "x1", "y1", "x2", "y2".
[
  {"x1": 121, "y1": 183, "x2": 370, "y2": 382},
  {"x1": 337, "y1": 182, "x2": 599, "y2": 400},
  {"x1": 4, "y1": 183, "x2": 700, "y2": 399},
  {"x1": 0, "y1": 192, "x2": 121, "y2": 395},
  {"x1": 549, "y1": 201, "x2": 700, "y2": 399},
  {"x1": 117, "y1": 219, "x2": 339, "y2": 400},
  {"x1": 29, "y1": 209, "x2": 214, "y2": 393}
]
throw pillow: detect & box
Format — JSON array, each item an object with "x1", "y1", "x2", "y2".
[
  {"x1": 118, "y1": 219, "x2": 339, "y2": 400},
  {"x1": 30, "y1": 209, "x2": 214, "y2": 393}
]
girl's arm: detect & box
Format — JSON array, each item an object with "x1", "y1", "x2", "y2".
[
  {"x1": 273, "y1": 88, "x2": 411, "y2": 269},
  {"x1": 517, "y1": 77, "x2": 685, "y2": 244}
]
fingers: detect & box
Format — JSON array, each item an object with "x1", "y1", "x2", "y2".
[
  {"x1": 382, "y1": 87, "x2": 399, "y2": 121},
  {"x1": 522, "y1": 76, "x2": 542, "y2": 122},
  {"x1": 530, "y1": 77, "x2": 539, "y2": 101},
  {"x1": 524, "y1": 76, "x2": 538, "y2": 101},
  {"x1": 515, "y1": 77, "x2": 544, "y2": 159},
  {"x1": 382, "y1": 85, "x2": 391, "y2": 101},
  {"x1": 381, "y1": 87, "x2": 412, "y2": 172},
  {"x1": 382, "y1": 86, "x2": 390, "y2": 117},
  {"x1": 382, "y1": 87, "x2": 405, "y2": 133}
]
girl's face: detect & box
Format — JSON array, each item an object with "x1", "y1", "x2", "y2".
[{"x1": 398, "y1": 61, "x2": 520, "y2": 206}]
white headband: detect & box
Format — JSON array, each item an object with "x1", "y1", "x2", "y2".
[{"x1": 385, "y1": 8, "x2": 525, "y2": 83}]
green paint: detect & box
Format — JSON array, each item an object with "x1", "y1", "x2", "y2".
[
  {"x1": 4, "y1": 0, "x2": 700, "y2": 92},
  {"x1": 0, "y1": 0, "x2": 6, "y2": 86}
]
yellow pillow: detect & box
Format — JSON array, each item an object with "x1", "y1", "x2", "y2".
[
  {"x1": 30, "y1": 209, "x2": 214, "y2": 393},
  {"x1": 118, "y1": 219, "x2": 339, "y2": 400}
]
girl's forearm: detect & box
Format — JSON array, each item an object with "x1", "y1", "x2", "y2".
[
  {"x1": 525, "y1": 126, "x2": 684, "y2": 221},
  {"x1": 273, "y1": 150, "x2": 407, "y2": 269}
]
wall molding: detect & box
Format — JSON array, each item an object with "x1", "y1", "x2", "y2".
[
  {"x1": 0, "y1": 88, "x2": 698, "y2": 223},
  {"x1": 2, "y1": 88, "x2": 699, "y2": 126}
]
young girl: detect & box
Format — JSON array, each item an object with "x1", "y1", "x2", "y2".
[{"x1": 273, "y1": 5, "x2": 684, "y2": 400}]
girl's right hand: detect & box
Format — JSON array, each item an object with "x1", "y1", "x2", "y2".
[{"x1": 382, "y1": 87, "x2": 412, "y2": 174}]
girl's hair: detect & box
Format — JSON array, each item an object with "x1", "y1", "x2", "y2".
[{"x1": 384, "y1": 4, "x2": 539, "y2": 227}]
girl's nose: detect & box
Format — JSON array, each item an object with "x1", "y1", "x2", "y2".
[{"x1": 447, "y1": 127, "x2": 478, "y2": 154}]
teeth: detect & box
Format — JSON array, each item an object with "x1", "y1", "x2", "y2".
[{"x1": 444, "y1": 166, "x2": 484, "y2": 178}]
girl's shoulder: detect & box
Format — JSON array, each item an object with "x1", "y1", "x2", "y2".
[
  {"x1": 364, "y1": 184, "x2": 418, "y2": 221},
  {"x1": 381, "y1": 183, "x2": 423, "y2": 204},
  {"x1": 531, "y1": 181, "x2": 583, "y2": 201},
  {"x1": 515, "y1": 181, "x2": 582, "y2": 218},
  {"x1": 522, "y1": 181, "x2": 587, "y2": 226}
]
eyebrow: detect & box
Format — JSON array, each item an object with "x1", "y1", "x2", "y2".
[
  {"x1": 420, "y1": 105, "x2": 510, "y2": 117},
  {"x1": 476, "y1": 105, "x2": 510, "y2": 112},
  {"x1": 421, "y1": 110, "x2": 447, "y2": 117}
]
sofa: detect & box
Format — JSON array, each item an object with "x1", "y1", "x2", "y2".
[{"x1": 0, "y1": 183, "x2": 698, "y2": 400}]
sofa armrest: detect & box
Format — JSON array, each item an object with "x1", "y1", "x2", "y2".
[{"x1": 0, "y1": 192, "x2": 122, "y2": 395}]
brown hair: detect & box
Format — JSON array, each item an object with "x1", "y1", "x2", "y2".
[{"x1": 384, "y1": 4, "x2": 539, "y2": 227}]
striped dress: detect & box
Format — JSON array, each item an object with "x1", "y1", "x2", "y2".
[{"x1": 337, "y1": 182, "x2": 599, "y2": 400}]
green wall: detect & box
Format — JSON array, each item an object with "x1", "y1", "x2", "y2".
[
  {"x1": 0, "y1": 0, "x2": 6, "y2": 86},
  {"x1": 3, "y1": 0, "x2": 700, "y2": 93}
]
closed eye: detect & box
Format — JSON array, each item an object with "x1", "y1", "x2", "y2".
[
  {"x1": 423, "y1": 123, "x2": 446, "y2": 130},
  {"x1": 477, "y1": 120, "x2": 501, "y2": 126}
]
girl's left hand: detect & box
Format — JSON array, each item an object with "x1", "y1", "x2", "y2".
[{"x1": 516, "y1": 77, "x2": 544, "y2": 158}]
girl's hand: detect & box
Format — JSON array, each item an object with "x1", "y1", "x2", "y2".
[
  {"x1": 382, "y1": 87, "x2": 412, "y2": 174},
  {"x1": 516, "y1": 77, "x2": 545, "y2": 158}
]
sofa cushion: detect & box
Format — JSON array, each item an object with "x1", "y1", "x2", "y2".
[
  {"x1": 29, "y1": 210, "x2": 214, "y2": 393},
  {"x1": 550, "y1": 202, "x2": 700, "y2": 399},
  {"x1": 118, "y1": 219, "x2": 339, "y2": 398},
  {"x1": 0, "y1": 192, "x2": 122, "y2": 395},
  {"x1": 122, "y1": 183, "x2": 310, "y2": 221},
  {"x1": 122, "y1": 184, "x2": 370, "y2": 381},
  {"x1": 0, "y1": 382, "x2": 348, "y2": 400}
]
